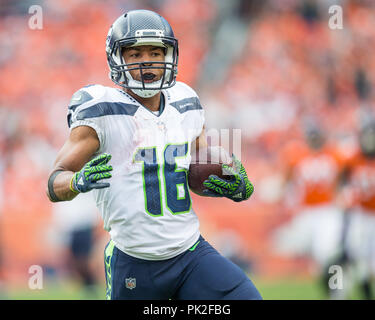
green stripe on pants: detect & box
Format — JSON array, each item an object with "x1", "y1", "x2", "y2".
[{"x1": 104, "y1": 240, "x2": 115, "y2": 300}]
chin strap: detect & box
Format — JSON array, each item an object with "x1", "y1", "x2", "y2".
[
  {"x1": 130, "y1": 87, "x2": 160, "y2": 98},
  {"x1": 129, "y1": 77, "x2": 162, "y2": 98}
]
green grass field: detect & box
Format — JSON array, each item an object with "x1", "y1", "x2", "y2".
[{"x1": 1, "y1": 275, "x2": 366, "y2": 300}]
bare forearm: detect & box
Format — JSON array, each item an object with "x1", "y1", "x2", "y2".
[
  {"x1": 46, "y1": 126, "x2": 101, "y2": 202},
  {"x1": 46, "y1": 170, "x2": 78, "y2": 202}
]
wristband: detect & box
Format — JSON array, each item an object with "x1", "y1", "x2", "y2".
[
  {"x1": 47, "y1": 170, "x2": 64, "y2": 202},
  {"x1": 70, "y1": 174, "x2": 80, "y2": 194}
]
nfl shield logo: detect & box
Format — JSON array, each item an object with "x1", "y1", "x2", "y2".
[{"x1": 125, "y1": 277, "x2": 136, "y2": 290}]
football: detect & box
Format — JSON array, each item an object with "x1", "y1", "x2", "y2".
[{"x1": 188, "y1": 147, "x2": 232, "y2": 195}]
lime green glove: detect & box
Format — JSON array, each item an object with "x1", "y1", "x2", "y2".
[
  {"x1": 70, "y1": 153, "x2": 113, "y2": 193},
  {"x1": 202, "y1": 154, "x2": 254, "y2": 202}
]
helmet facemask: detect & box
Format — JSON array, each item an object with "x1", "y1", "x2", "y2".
[{"x1": 107, "y1": 33, "x2": 178, "y2": 98}]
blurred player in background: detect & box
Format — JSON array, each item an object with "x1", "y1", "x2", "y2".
[
  {"x1": 51, "y1": 192, "x2": 101, "y2": 298},
  {"x1": 46, "y1": 9, "x2": 260, "y2": 300},
  {"x1": 339, "y1": 118, "x2": 375, "y2": 299},
  {"x1": 273, "y1": 118, "x2": 347, "y2": 298}
]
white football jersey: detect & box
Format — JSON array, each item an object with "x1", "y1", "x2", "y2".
[{"x1": 67, "y1": 82, "x2": 204, "y2": 260}]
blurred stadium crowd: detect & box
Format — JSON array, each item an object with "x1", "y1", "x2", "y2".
[{"x1": 1, "y1": 0, "x2": 375, "y2": 299}]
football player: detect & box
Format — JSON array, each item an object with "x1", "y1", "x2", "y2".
[
  {"x1": 46, "y1": 10, "x2": 260, "y2": 300},
  {"x1": 340, "y1": 119, "x2": 375, "y2": 299},
  {"x1": 273, "y1": 120, "x2": 347, "y2": 297}
]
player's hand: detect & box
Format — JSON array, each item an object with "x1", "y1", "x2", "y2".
[
  {"x1": 202, "y1": 154, "x2": 254, "y2": 202},
  {"x1": 70, "y1": 153, "x2": 113, "y2": 193}
]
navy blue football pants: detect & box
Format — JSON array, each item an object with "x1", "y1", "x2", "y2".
[{"x1": 104, "y1": 235, "x2": 262, "y2": 300}]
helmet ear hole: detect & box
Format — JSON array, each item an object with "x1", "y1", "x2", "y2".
[
  {"x1": 114, "y1": 72, "x2": 120, "y2": 82},
  {"x1": 110, "y1": 70, "x2": 121, "y2": 82}
]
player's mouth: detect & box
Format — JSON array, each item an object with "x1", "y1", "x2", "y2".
[{"x1": 141, "y1": 72, "x2": 158, "y2": 83}]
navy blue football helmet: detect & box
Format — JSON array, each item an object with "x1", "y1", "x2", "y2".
[{"x1": 106, "y1": 10, "x2": 179, "y2": 98}]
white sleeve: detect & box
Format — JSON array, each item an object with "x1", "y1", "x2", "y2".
[
  {"x1": 67, "y1": 86, "x2": 106, "y2": 152},
  {"x1": 175, "y1": 81, "x2": 205, "y2": 139}
]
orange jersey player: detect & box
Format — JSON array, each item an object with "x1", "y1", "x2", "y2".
[
  {"x1": 340, "y1": 121, "x2": 375, "y2": 300},
  {"x1": 346, "y1": 154, "x2": 375, "y2": 211},
  {"x1": 273, "y1": 122, "x2": 346, "y2": 297},
  {"x1": 281, "y1": 131, "x2": 347, "y2": 211}
]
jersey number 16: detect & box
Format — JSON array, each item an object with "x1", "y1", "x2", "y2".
[{"x1": 134, "y1": 143, "x2": 191, "y2": 217}]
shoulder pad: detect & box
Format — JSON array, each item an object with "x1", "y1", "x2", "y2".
[
  {"x1": 173, "y1": 81, "x2": 199, "y2": 98},
  {"x1": 68, "y1": 84, "x2": 107, "y2": 111},
  {"x1": 68, "y1": 90, "x2": 94, "y2": 112},
  {"x1": 167, "y1": 82, "x2": 203, "y2": 113}
]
